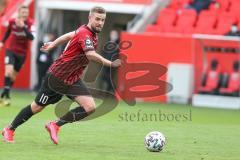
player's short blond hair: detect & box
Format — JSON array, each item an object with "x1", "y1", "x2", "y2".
[{"x1": 89, "y1": 6, "x2": 106, "y2": 15}]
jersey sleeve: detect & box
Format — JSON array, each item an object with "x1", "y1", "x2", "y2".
[
  {"x1": 1, "y1": 19, "x2": 13, "y2": 42},
  {"x1": 78, "y1": 31, "x2": 95, "y2": 52},
  {"x1": 7, "y1": 19, "x2": 14, "y2": 30}
]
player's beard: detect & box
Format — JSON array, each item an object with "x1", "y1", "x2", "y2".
[{"x1": 91, "y1": 25, "x2": 102, "y2": 33}]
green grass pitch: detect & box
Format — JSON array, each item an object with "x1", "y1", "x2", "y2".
[{"x1": 0, "y1": 92, "x2": 240, "y2": 160}]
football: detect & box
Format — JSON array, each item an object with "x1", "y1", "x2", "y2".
[{"x1": 144, "y1": 131, "x2": 166, "y2": 152}]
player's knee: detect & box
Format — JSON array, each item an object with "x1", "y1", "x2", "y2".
[
  {"x1": 83, "y1": 103, "x2": 96, "y2": 114},
  {"x1": 5, "y1": 69, "x2": 13, "y2": 77},
  {"x1": 31, "y1": 101, "x2": 45, "y2": 114}
]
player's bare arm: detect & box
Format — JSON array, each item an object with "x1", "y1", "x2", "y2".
[
  {"x1": 40, "y1": 31, "x2": 75, "y2": 53},
  {"x1": 85, "y1": 50, "x2": 121, "y2": 67}
]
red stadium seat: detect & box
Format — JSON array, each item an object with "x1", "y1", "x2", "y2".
[
  {"x1": 156, "y1": 8, "x2": 177, "y2": 33},
  {"x1": 218, "y1": 12, "x2": 237, "y2": 23},
  {"x1": 220, "y1": 61, "x2": 240, "y2": 96},
  {"x1": 211, "y1": 12, "x2": 237, "y2": 35},
  {"x1": 229, "y1": 0, "x2": 240, "y2": 16},
  {"x1": 229, "y1": 0, "x2": 240, "y2": 5},
  {"x1": 171, "y1": 9, "x2": 197, "y2": 33},
  {"x1": 217, "y1": 0, "x2": 230, "y2": 11},
  {"x1": 194, "y1": 11, "x2": 217, "y2": 34},
  {"x1": 220, "y1": 72, "x2": 239, "y2": 95},
  {"x1": 198, "y1": 59, "x2": 222, "y2": 94},
  {"x1": 199, "y1": 70, "x2": 221, "y2": 93}
]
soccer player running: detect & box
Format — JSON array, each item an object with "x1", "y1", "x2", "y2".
[
  {"x1": 0, "y1": 5, "x2": 34, "y2": 106},
  {"x1": 2, "y1": 6, "x2": 121, "y2": 144}
]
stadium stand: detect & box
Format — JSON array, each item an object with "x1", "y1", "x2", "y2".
[{"x1": 145, "y1": 0, "x2": 240, "y2": 35}]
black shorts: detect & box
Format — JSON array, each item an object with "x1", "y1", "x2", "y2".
[
  {"x1": 35, "y1": 73, "x2": 91, "y2": 107},
  {"x1": 5, "y1": 49, "x2": 26, "y2": 72}
]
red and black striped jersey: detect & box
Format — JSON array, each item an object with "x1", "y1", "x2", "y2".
[
  {"x1": 7, "y1": 18, "x2": 34, "y2": 55},
  {"x1": 49, "y1": 25, "x2": 98, "y2": 85}
]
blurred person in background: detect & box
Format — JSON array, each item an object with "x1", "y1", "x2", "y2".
[
  {"x1": 225, "y1": 24, "x2": 240, "y2": 37},
  {"x1": 101, "y1": 29, "x2": 120, "y2": 94},
  {"x1": 0, "y1": 5, "x2": 34, "y2": 106},
  {"x1": 187, "y1": 0, "x2": 215, "y2": 13},
  {"x1": 34, "y1": 33, "x2": 56, "y2": 91}
]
